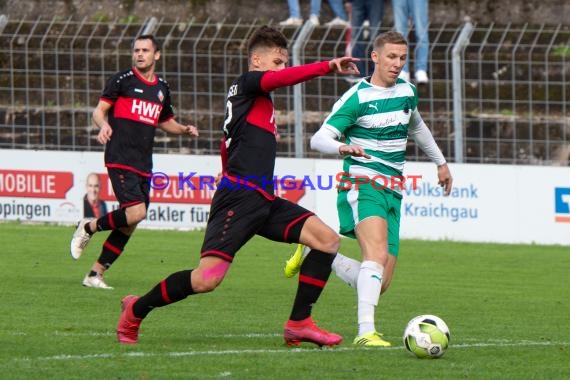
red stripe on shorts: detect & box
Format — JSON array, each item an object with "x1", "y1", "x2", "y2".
[
  {"x1": 283, "y1": 212, "x2": 314, "y2": 241},
  {"x1": 201, "y1": 250, "x2": 234, "y2": 263}
]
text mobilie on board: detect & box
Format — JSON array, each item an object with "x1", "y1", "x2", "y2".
[{"x1": 0, "y1": 169, "x2": 74, "y2": 199}]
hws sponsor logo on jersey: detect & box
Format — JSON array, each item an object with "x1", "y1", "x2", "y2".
[
  {"x1": 554, "y1": 187, "x2": 570, "y2": 223},
  {"x1": 131, "y1": 99, "x2": 162, "y2": 125}
]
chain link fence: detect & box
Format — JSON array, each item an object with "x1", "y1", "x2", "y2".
[{"x1": 0, "y1": 16, "x2": 568, "y2": 165}]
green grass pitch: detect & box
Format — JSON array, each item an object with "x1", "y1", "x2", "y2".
[{"x1": 0, "y1": 223, "x2": 568, "y2": 379}]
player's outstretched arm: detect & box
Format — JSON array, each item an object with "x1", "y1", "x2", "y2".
[
  {"x1": 261, "y1": 57, "x2": 360, "y2": 92},
  {"x1": 328, "y1": 57, "x2": 360, "y2": 76}
]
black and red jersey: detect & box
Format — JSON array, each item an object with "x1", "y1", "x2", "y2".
[
  {"x1": 100, "y1": 68, "x2": 175, "y2": 176},
  {"x1": 221, "y1": 61, "x2": 331, "y2": 199}
]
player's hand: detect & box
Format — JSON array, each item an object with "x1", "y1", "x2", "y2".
[
  {"x1": 97, "y1": 124, "x2": 113, "y2": 144},
  {"x1": 329, "y1": 57, "x2": 360, "y2": 75},
  {"x1": 183, "y1": 124, "x2": 199, "y2": 137},
  {"x1": 339, "y1": 144, "x2": 370, "y2": 159},
  {"x1": 437, "y1": 163, "x2": 453, "y2": 196}
]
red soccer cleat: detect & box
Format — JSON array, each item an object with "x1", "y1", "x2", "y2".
[
  {"x1": 283, "y1": 317, "x2": 343, "y2": 347},
  {"x1": 116, "y1": 295, "x2": 142, "y2": 344}
]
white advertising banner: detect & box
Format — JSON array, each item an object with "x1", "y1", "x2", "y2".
[
  {"x1": 0, "y1": 149, "x2": 569, "y2": 245},
  {"x1": 313, "y1": 161, "x2": 570, "y2": 245}
]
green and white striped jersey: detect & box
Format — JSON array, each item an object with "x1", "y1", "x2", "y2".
[{"x1": 322, "y1": 77, "x2": 422, "y2": 194}]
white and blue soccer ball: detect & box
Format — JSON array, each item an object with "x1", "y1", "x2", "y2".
[{"x1": 403, "y1": 314, "x2": 450, "y2": 358}]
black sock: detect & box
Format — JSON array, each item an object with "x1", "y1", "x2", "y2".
[
  {"x1": 84, "y1": 222, "x2": 94, "y2": 235},
  {"x1": 96, "y1": 208, "x2": 129, "y2": 231},
  {"x1": 133, "y1": 270, "x2": 194, "y2": 319},
  {"x1": 289, "y1": 250, "x2": 335, "y2": 321},
  {"x1": 96, "y1": 230, "x2": 131, "y2": 269}
]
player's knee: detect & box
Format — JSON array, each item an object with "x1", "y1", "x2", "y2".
[
  {"x1": 321, "y1": 231, "x2": 341, "y2": 253},
  {"x1": 191, "y1": 260, "x2": 230, "y2": 293},
  {"x1": 126, "y1": 206, "x2": 146, "y2": 224},
  {"x1": 132, "y1": 209, "x2": 147, "y2": 223},
  {"x1": 192, "y1": 280, "x2": 219, "y2": 293},
  {"x1": 191, "y1": 275, "x2": 221, "y2": 293}
]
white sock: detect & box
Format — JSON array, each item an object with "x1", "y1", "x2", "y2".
[
  {"x1": 331, "y1": 252, "x2": 360, "y2": 288},
  {"x1": 357, "y1": 260, "x2": 384, "y2": 336},
  {"x1": 302, "y1": 245, "x2": 311, "y2": 259}
]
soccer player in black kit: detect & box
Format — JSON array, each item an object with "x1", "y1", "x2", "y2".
[
  {"x1": 70, "y1": 34, "x2": 198, "y2": 289},
  {"x1": 116, "y1": 26, "x2": 360, "y2": 347}
]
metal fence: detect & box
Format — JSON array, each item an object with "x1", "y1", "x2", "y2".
[{"x1": 0, "y1": 16, "x2": 568, "y2": 165}]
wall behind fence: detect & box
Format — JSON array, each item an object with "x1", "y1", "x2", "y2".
[{"x1": 0, "y1": 17, "x2": 568, "y2": 165}]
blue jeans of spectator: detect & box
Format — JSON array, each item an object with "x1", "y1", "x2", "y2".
[
  {"x1": 328, "y1": 0, "x2": 348, "y2": 20},
  {"x1": 351, "y1": 0, "x2": 385, "y2": 76},
  {"x1": 287, "y1": 0, "x2": 322, "y2": 18},
  {"x1": 392, "y1": 0, "x2": 429, "y2": 73}
]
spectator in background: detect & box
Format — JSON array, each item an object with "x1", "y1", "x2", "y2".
[
  {"x1": 392, "y1": 0, "x2": 430, "y2": 84},
  {"x1": 347, "y1": 0, "x2": 385, "y2": 78},
  {"x1": 280, "y1": 0, "x2": 350, "y2": 26},
  {"x1": 69, "y1": 34, "x2": 198, "y2": 290},
  {"x1": 83, "y1": 172, "x2": 107, "y2": 219}
]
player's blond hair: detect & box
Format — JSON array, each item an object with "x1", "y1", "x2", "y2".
[{"x1": 373, "y1": 31, "x2": 408, "y2": 50}]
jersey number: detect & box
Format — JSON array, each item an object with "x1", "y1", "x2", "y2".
[{"x1": 222, "y1": 100, "x2": 232, "y2": 135}]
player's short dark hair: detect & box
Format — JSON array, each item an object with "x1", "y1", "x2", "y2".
[
  {"x1": 132, "y1": 34, "x2": 161, "y2": 52},
  {"x1": 374, "y1": 31, "x2": 408, "y2": 50},
  {"x1": 247, "y1": 25, "x2": 288, "y2": 56}
]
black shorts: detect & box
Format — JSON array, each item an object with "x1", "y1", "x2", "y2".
[
  {"x1": 200, "y1": 186, "x2": 314, "y2": 262},
  {"x1": 107, "y1": 168, "x2": 150, "y2": 209}
]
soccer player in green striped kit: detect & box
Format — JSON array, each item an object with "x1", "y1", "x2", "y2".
[{"x1": 285, "y1": 30, "x2": 453, "y2": 347}]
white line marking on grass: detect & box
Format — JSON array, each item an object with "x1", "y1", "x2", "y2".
[
  {"x1": 8, "y1": 331, "x2": 281, "y2": 338},
  {"x1": 15, "y1": 340, "x2": 568, "y2": 363},
  {"x1": 452, "y1": 341, "x2": 566, "y2": 348}
]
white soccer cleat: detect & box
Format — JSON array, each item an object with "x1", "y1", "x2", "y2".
[
  {"x1": 325, "y1": 17, "x2": 349, "y2": 27},
  {"x1": 279, "y1": 17, "x2": 303, "y2": 26},
  {"x1": 415, "y1": 70, "x2": 429, "y2": 84},
  {"x1": 82, "y1": 274, "x2": 114, "y2": 290},
  {"x1": 70, "y1": 218, "x2": 93, "y2": 260}
]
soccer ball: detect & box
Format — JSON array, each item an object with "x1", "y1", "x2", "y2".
[{"x1": 403, "y1": 314, "x2": 450, "y2": 358}]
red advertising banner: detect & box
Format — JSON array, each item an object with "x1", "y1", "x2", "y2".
[{"x1": 0, "y1": 170, "x2": 74, "y2": 199}]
